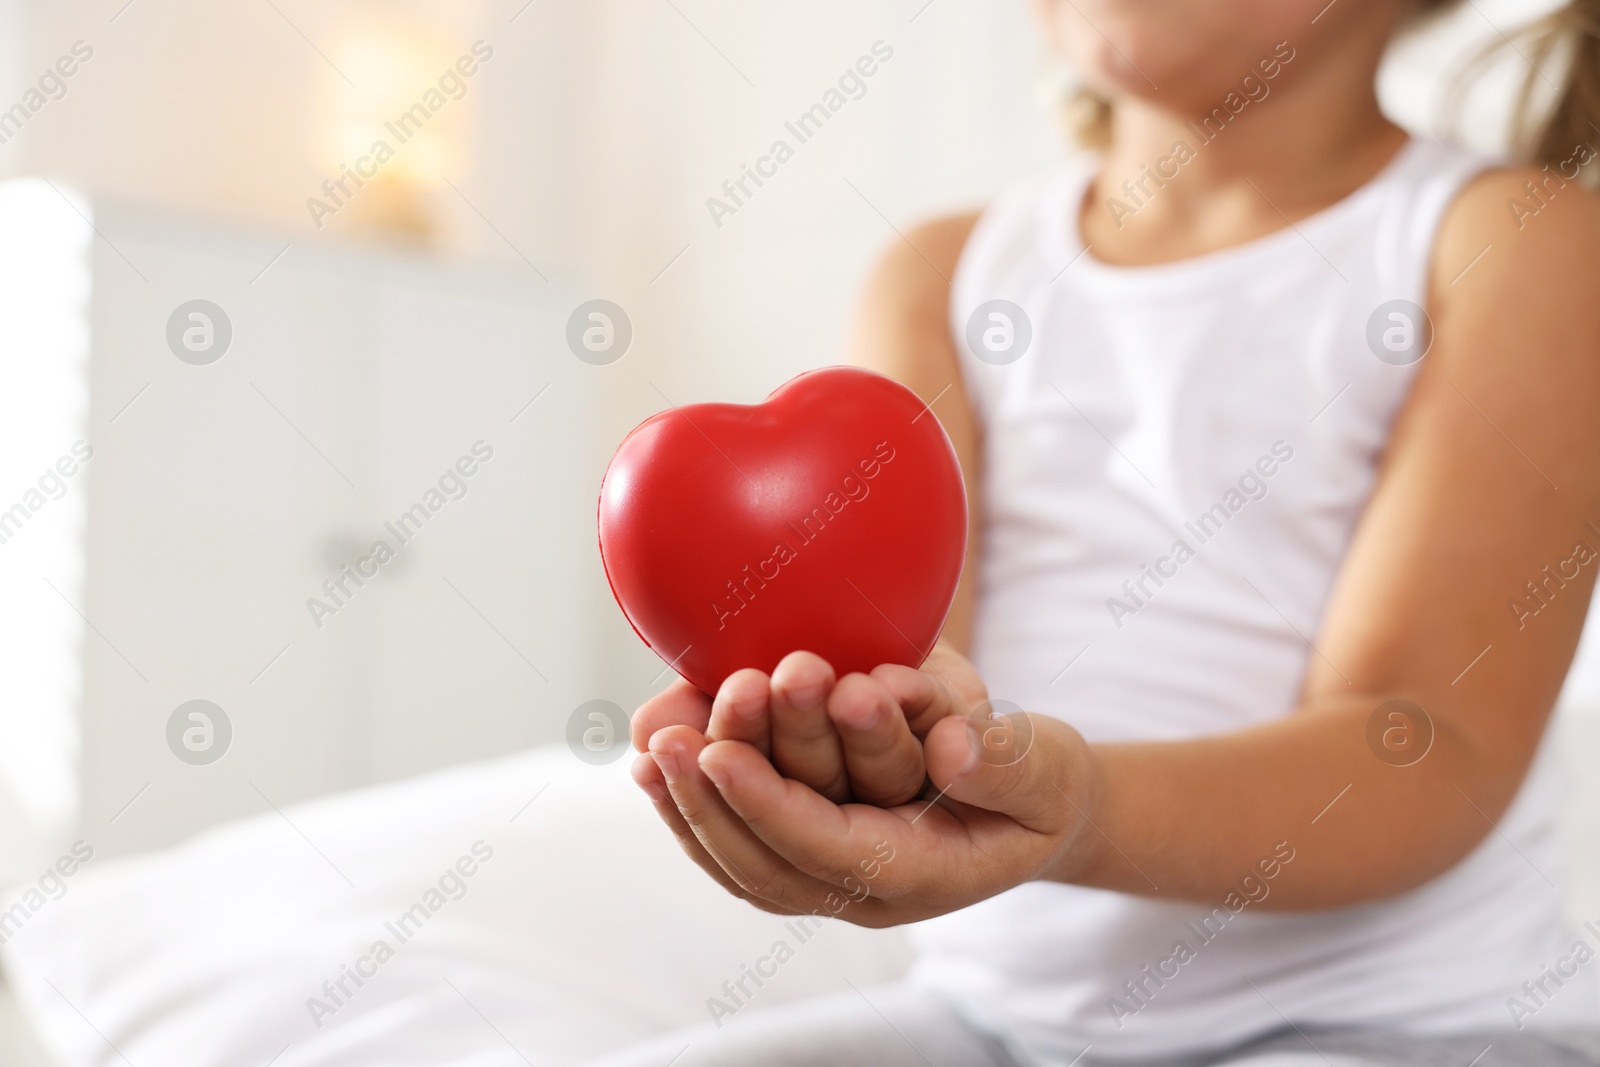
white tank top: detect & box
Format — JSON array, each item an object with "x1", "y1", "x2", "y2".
[{"x1": 909, "y1": 139, "x2": 1594, "y2": 1061}]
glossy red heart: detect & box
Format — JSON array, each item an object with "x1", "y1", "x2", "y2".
[{"x1": 598, "y1": 366, "x2": 967, "y2": 696}]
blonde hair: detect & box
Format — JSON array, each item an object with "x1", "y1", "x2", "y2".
[
  {"x1": 1468, "y1": 0, "x2": 1600, "y2": 171},
  {"x1": 1065, "y1": 0, "x2": 1600, "y2": 178}
]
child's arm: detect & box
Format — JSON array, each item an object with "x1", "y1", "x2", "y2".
[
  {"x1": 633, "y1": 175, "x2": 1600, "y2": 918},
  {"x1": 1056, "y1": 169, "x2": 1600, "y2": 905}
]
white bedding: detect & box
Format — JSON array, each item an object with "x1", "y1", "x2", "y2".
[
  {"x1": 0, "y1": 977, "x2": 55, "y2": 1065},
  {"x1": 0, "y1": 746, "x2": 912, "y2": 1066},
  {"x1": 9, "y1": 711, "x2": 1600, "y2": 1066}
]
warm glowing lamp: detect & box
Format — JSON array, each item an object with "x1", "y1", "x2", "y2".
[{"x1": 315, "y1": 15, "x2": 470, "y2": 243}]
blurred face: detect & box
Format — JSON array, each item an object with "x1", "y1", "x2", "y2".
[{"x1": 1033, "y1": 0, "x2": 1390, "y2": 114}]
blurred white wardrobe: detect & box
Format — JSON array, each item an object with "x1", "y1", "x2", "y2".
[{"x1": 0, "y1": 179, "x2": 612, "y2": 869}]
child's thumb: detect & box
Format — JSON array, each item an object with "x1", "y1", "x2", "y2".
[{"x1": 924, "y1": 710, "x2": 1084, "y2": 834}]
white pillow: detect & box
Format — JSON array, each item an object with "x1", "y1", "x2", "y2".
[{"x1": 1, "y1": 746, "x2": 912, "y2": 1066}]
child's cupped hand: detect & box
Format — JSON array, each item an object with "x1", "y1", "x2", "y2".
[
  {"x1": 628, "y1": 643, "x2": 1099, "y2": 925},
  {"x1": 631, "y1": 642, "x2": 989, "y2": 809}
]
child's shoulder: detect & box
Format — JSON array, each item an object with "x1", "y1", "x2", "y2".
[
  {"x1": 862, "y1": 211, "x2": 983, "y2": 315},
  {"x1": 1422, "y1": 161, "x2": 1600, "y2": 426},
  {"x1": 1435, "y1": 162, "x2": 1600, "y2": 297},
  {"x1": 864, "y1": 163, "x2": 1085, "y2": 299}
]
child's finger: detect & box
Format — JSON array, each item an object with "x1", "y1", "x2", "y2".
[
  {"x1": 869, "y1": 662, "x2": 972, "y2": 738},
  {"x1": 697, "y1": 738, "x2": 908, "y2": 915},
  {"x1": 630, "y1": 753, "x2": 789, "y2": 913},
  {"x1": 826, "y1": 673, "x2": 928, "y2": 807},
  {"x1": 630, "y1": 679, "x2": 713, "y2": 753},
  {"x1": 768, "y1": 651, "x2": 850, "y2": 803},
  {"x1": 650, "y1": 725, "x2": 842, "y2": 913},
  {"x1": 705, "y1": 668, "x2": 773, "y2": 757},
  {"x1": 922, "y1": 713, "x2": 1084, "y2": 836}
]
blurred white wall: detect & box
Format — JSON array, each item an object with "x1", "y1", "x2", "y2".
[{"x1": 2, "y1": 1, "x2": 1066, "y2": 419}]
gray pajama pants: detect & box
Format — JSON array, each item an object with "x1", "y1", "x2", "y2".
[{"x1": 585, "y1": 983, "x2": 1600, "y2": 1067}]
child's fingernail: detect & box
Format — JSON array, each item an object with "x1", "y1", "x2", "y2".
[
  {"x1": 842, "y1": 699, "x2": 882, "y2": 731},
  {"x1": 641, "y1": 780, "x2": 668, "y2": 804},
  {"x1": 732, "y1": 694, "x2": 764, "y2": 720},
  {"x1": 959, "y1": 721, "x2": 983, "y2": 774},
  {"x1": 786, "y1": 682, "x2": 825, "y2": 708},
  {"x1": 701, "y1": 757, "x2": 730, "y2": 790},
  {"x1": 652, "y1": 749, "x2": 680, "y2": 780}
]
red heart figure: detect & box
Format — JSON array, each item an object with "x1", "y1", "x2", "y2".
[{"x1": 597, "y1": 366, "x2": 967, "y2": 696}]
